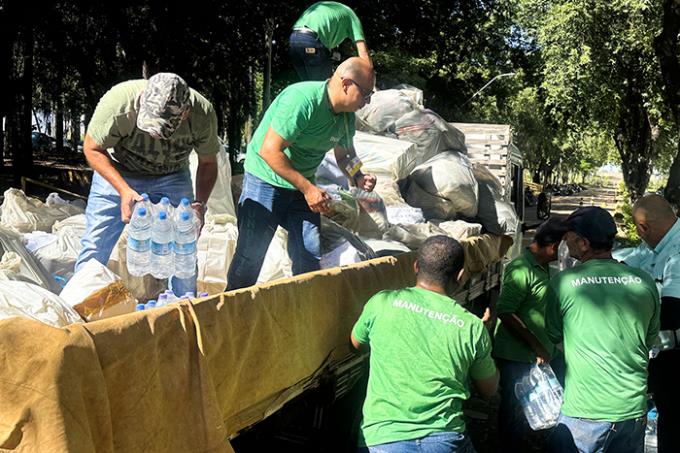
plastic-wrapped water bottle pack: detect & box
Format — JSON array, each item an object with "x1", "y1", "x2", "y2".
[{"x1": 127, "y1": 195, "x2": 198, "y2": 280}]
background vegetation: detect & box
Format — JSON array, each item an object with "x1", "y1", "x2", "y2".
[{"x1": 2, "y1": 0, "x2": 679, "y2": 205}]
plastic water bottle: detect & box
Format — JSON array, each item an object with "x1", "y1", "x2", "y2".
[
  {"x1": 127, "y1": 206, "x2": 152, "y2": 276},
  {"x1": 145, "y1": 300, "x2": 157, "y2": 309},
  {"x1": 157, "y1": 196, "x2": 174, "y2": 218},
  {"x1": 645, "y1": 407, "x2": 658, "y2": 453},
  {"x1": 515, "y1": 364, "x2": 564, "y2": 430},
  {"x1": 139, "y1": 192, "x2": 151, "y2": 212},
  {"x1": 135, "y1": 303, "x2": 146, "y2": 311},
  {"x1": 174, "y1": 210, "x2": 197, "y2": 279},
  {"x1": 150, "y1": 211, "x2": 174, "y2": 279},
  {"x1": 156, "y1": 293, "x2": 168, "y2": 307}
]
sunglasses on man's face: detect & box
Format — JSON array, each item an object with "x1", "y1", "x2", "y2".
[{"x1": 344, "y1": 77, "x2": 374, "y2": 101}]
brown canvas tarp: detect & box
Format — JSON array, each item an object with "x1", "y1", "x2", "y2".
[{"x1": 0, "y1": 234, "x2": 510, "y2": 453}]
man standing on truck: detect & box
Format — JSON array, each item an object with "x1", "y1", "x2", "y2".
[
  {"x1": 226, "y1": 57, "x2": 377, "y2": 291},
  {"x1": 493, "y1": 218, "x2": 567, "y2": 453},
  {"x1": 290, "y1": 2, "x2": 372, "y2": 81},
  {"x1": 545, "y1": 207, "x2": 660, "y2": 453},
  {"x1": 351, "y1": 235, "x2": 499, "y2": 452},
  {"x1": 623, "y1": 194, "x2": 680, "y2": 453},
  {"x1": 76, "y1": 73, "x2": 219, "y2": 295}
]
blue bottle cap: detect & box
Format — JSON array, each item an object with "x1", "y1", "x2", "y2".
[
  {"x1": 146, "y1": 300, "x2": 157, "y2": 308},
  {"x1": 158, "y1": 293, "x2": 168, "y2": 301},
  {"x1": 181, "y1": 211, "x2": 190, "y2": 221},
  {"x1": 161, "y1": 196, "x2": 170, "y2": 204},
  {"x1": 198, "y1": 292, "x2": 209, "y2": 297},
  {"x1": 137, "y1": 207, "x2": 147, "y2": 216},
  {"x1": 181, "y1": 198, "x2": 190, "y2": 206},
  {"x1": 135, "y1": 303, "x2": 146, "y2": 311},
  {"x1": 159, "y1": 211, "x2": 167, "y2": 220},
  {"x1": 141, "y1": 193, "x2": 150, "y2": 201}
]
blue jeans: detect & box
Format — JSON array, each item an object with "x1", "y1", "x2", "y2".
[
  {"x1": 358, "y1": 432, "x2": 476, "y2": 453},
  {"x1": 497, "y1": 355, "x2": 566, "y2": 453},
  {"x1": 289, "y1": 30, "x2": 333, "y2": 81},
  {"x1": 226, "y1": 172, "x2": 321, "y2": 290},
  {"x1": 550, "y1": 413, "x2": 646, "y2": 453},
  {"x1": 75, "y1": 170, "x2": 196, "y2": 296}
]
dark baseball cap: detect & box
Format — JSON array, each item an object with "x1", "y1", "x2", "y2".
[{"x1": 565, "y1": 207, "x2": 617, "y2": 245}]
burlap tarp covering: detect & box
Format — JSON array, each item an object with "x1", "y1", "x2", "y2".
[{"x1": 0, "y1": 235, "x2": 510, "y2": 452}]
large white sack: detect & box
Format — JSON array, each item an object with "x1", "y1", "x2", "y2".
[
  {"x1": 395, "y1": 109, "x2": 467, "y2": 164},
  {"x1": 472, "y1": 164, "x2": 519, "y2": 235},
  {"x1": 0, "y1": 225, "x2": 61, "y2": 293},
  {"x1": 383, "y1": 222, "x2": 449, "y2": 250},
  {"x1": 258, "y1": 226, "x2": 293, "y2": 283},
  {"x1": 354, "y1": 132, "x2": 420, "y2": 181},
  {"x1": 403, "y1": 151, "x2": 479, "y2": 220},
  {"x1": 197, "y1": 214, "x2": 238, "y2": 295},
  {"x1": 189, "y1": 144, "x2": 236, "y2": 218},
  {"x1": 316, "y1": 154, "x2": 349, "y2": 189},
  {"x1": 0, "y1": 188, "x2": 84, "y2": 233},
  {"x1": 433, "y1": 220, "x2": 483, "y2": 241},
  {"x1": 26, "y1": 214, "x2": 86, "y2": 282},
  {"x1": 60, "y1": 259, "x2": 121, "y2": 307},
  {"x1": 356, "y1": 89, "x2": 418, "y2": 134},
  {"x1": 0, "y1": 280, "x2": 83, "y2": 327}
]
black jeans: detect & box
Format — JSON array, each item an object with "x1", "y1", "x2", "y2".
[
  {"x1": 289, "y1": 30, "x2": 333, "y2": 81},
  {"x1": 649, "y1": 349, "x2": 680, "y2": 453}
]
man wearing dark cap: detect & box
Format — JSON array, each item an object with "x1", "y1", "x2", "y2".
[
  {"x1": 76, "y1": 73, "x2": 219, "y2": 295},
  {"x1": 545, "y1": 207, "x2": 660, "y2": 453},
  {"x1": 493, "y1": 218, "x2": 567, "y2": 453},
  {"x1": 351, "y1": 235, "x2": 498, "y2": 452}
]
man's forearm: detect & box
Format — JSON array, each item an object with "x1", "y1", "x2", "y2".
[
  {"x1": 262, "y1": 147, "x2": 313, "y2": 193},
  {"x1": 195, "y1": 159, "x2": 218, "y2": 203},
  {"x1": 498, "y1": 313, "x2": 545, "y2": 353},
  {"x1": 84, "y1": 139, "x2": 130, "y2": 196},
  {"x1": 356, "y1": 40, "x2": 372, "y2": 66}
]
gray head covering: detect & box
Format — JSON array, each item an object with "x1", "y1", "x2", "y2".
[{"x1": 137, "y1": 73, "x2": 190, "y2": 140}]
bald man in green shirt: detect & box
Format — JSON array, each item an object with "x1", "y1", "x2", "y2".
[
  {"x1": 290, "y1": 2, "x2": 372, "y2": 81},
  {"x1": 226, "y1": 57, "x2": 376, "y2": 290}
]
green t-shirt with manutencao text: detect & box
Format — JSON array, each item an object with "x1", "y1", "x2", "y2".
[
  {"x1": 244, "y1": 81, "x2": 354, "y2": 189},
  {"x1": 352, "y1": 287, "x2": 497, "y2": 446},
  {"x1": 545, "y1": 259, "x2": 660, "y2": 421},
  {"x1": 87, "y1": 80, "x2": 219, "y2": 176},
  {"x1": 294, "y1": 1, "x2": 366, "y2": 50}
]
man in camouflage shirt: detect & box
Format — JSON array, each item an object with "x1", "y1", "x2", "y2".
[{"x1": 75, "y1": 73, "x2": 219, "y2": 295}]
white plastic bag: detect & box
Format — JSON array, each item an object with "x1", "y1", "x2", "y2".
[
  {"x1": 257, "y1": 227, "x2": 293, "y2": 283},
  {"x1": 197, "y1": 214, "x2": 238, "y2": 295},
  {"x1": 395, "y1": 109, "x2": 467, "y2": 164},
  {"x1": 356, "y1": 89, "x2": 418, "y2": 134},
  {"x1": 0, "y1": 225, "x2": 61, "y2": 293},
  {"x1": 353, "y1": 131, "x2": 420, "y2": 181},
  {"x1": 189, "y1": 143, "x2": 236, "y2": 218},
  {"x1": 0, "y1": 280, "x2": 83, "y2": 327},
  {"x1": 25, "y1": 214, "x2": 86, "y2": 282},
  {"x1": 0, "y1": 188, "x2": 84, "y2": 233}
]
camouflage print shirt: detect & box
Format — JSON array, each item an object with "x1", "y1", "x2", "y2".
[{"x1": 87, "y1": 80, "x2": 219, "y2": 176}]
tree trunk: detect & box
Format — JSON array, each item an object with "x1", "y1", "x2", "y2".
[
  {"x1": 55, "y1": 96, "x2": 64, "y2": 154},
  {"x1": 15, "y1": 23, "x2": 34, "y2": 172},
  {"x1": 614, "y1": 80, "x2": 654, "y2": 202},
  {"x1": 654, "y1": 0, "x2": 680, "y2": 209},
  {"x1": 70, "y1": 109, "x2": 80, "y2": 152}
]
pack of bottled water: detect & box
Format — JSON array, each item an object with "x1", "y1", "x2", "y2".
[
  {"x1": 514, "y1": 363, "x2": 564, "y2": 430},
  {"x1": 126, "y1": 194, "x2": 198, "y2": 280}
]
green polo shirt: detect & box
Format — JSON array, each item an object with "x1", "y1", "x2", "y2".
[
  {"x1": 494, "y1": 249, "x2": 559, "y2": 363},
  {"x1": 352, "y1": 287, "x2": 497, "y2": 446},
  {"x1": 294, "y1": 1, "x2": 366, "y2": 50},
  {"x1": 244, "y1": 80, "x2": 354, "y2": 190},
  {"x1": 545, "y1": 259, "x2": 660, "y2": 421},
  {"x1": 87, "y1": 79, "x2": 219, "y2": 176}
]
